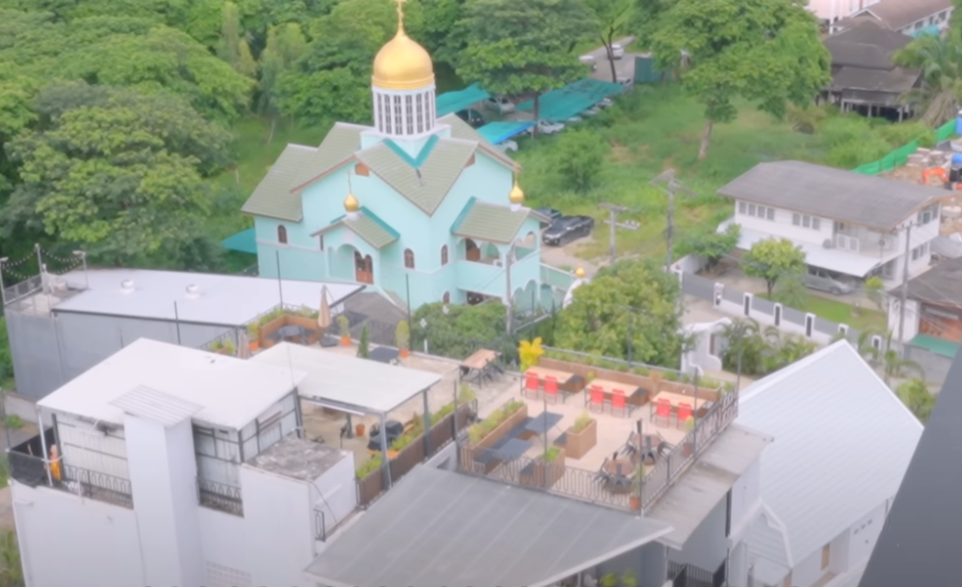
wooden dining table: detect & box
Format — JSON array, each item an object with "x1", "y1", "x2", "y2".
[
  {"x1": 526, "y1": 366, "x2": 574, "y2": 386},
  {"x1": 650, "y1": 390, "x2": 701, "y2": 420}
]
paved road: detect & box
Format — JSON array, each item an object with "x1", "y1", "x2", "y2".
[{"x1": 585, "y1": 36, "x2": 638, "y2": 83}]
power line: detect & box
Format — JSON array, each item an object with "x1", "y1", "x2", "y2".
[{"x1": 599, "y1": 203, "x2": 640, "y2": 266}]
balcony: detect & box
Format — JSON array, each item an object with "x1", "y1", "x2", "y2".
[{"x1": 197, "y1": 478, "x2": 244, "y2": 516}]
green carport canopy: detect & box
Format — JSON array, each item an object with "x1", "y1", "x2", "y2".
[
  {"x1": 220, "y1": 228, "x2": 257, "y2": 254},
  {"x1": 436, "y1": 83, "x2": 490, "y2": 117},
  {"x1": 517, "y1": 78, "x2": 623, "y2": 122}
]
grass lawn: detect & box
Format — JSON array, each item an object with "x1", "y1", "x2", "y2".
[{"x1": 804, "y1": 296, "x2": 887, "y2": 333}]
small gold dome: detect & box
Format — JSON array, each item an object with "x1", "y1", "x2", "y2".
[
  {"x1": 372, "y1": 25, "x2": 434, "y2": 91},
  {"x1": 344, "y1": 192, "x2": 359, "y2": 213},
  {"x1": 575, "y1": 267, "x2": 586, "y2": 279},
  {"x1": 509, "y1": 180, "x2": 524, "y2": 205}
]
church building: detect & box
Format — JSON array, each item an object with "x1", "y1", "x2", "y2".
[{"x1": 242, "y1": 3, "x2": 560, "y2": 311}]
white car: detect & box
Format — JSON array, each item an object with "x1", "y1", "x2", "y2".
[
  {"x1": 598, "y1": 98, "x2": 614, "y2": 108},
  {"x1": 579, "y1": 55, "x2": 597, "y2": 71},
  {"x1": 581, "y1": 107, "x2": 600, "y2": 117},
  {"x1": 484, "y1": 95, "x2": 515, "y2": 114},
  {"x1": 537, "y1": 120, "x2": 565, "y2": 134},
  {"x1": 610, "y1": 43, "x2": 625, "y2": 59},
  {"x1": 566, "y1": 116, "x2": 582, "y2": 123},
  {"x1": 498, "y1": 140, "x2": 518, "y2": 153}
]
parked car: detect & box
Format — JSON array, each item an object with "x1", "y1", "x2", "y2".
[
  {"x1": 804, "y1": 266, "x2": 855, "y2": 295},
  {"x1": 598, "y1": 98, "x2": 614, "y2": 108},
  {"x1": 456, "y1": 108, "x2": 485, "y2": 128},
  {"x1": 610, "y1": 43, "x2": 625, "y2": 59},
  {"x1": 581, "y1": 107, "x2": 600, "y2": 117},
  {"x1": 537, "y1": 120, "x2": 565, "y2": 135},
  {"x1": 535, "y1": 207, "x2": 563, "y2": 227},
  {"x1": 617, "y1": 76, "x2": 634, "y2": 92},
  {"x1": 543, "y1": 215, "x2": 595, "y2": 246},
  {"x1": 498, "y1": 140, "x2": 518, "y2": 153},
  {"x1": 367, "y1": 420, "x2": 404, "y2": 451},
  {"x1": 579, "y1": 54, "x2": 597, "y2": 71},
  {"x1": 484, "y1": 95, "x2": 515, "y2": 114}
]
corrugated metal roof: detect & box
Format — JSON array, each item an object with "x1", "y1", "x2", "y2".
[
  {"x1": 736, "y1": 342, "x2": 923, "y2": 568},
  {"x1": 441, "y1": 113, "x2": 519, "y2": 169},
  {"x1": 289, "y1": 123, "x2": 366, "y2": 191},
  {"x1": 304, "y1": 465, "x2": 673, "y2": 587},
  {"x1": 314, "y1": 207, "x2": 399, "y2": 249},
  {"x1": 109, "y1": 385, "x2": 204, "y2": 427},
  {"x1": 452, "y1": 198, "x2": 531, "y2": 244},
  {"x1": 896, "y1": 256, "x2": 962, "y2": 306},
  {"x1": 717, "y1": 161, "x2": 943, "y2": 230},
  {"x1": 356, "y1": 138, "x2": 476, "y2": 215},
  {"x1": 240, "y1": 144, "x2": 316, "y2": 222}
]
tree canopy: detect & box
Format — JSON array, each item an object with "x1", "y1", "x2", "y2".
[
  {"x1": 554, "y1": 260, "x2": 684, "y2": 367},
  {"x1": 894, "y1": 30, "x2": 962, "y2": 126},
  {"x1": 647, "y1": 0, "x2": 830, "y2": 159},
  {"x1": 742, "y1": 238, "x2": 806, "y2": 297}
]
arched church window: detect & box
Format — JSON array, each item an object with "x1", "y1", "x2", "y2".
[
  {"x1": 443, "y1": 292, "x2": 450, "y2": 304},
  {"x1": 277, "y1": 225, "x2": 288, "y2": 244},
  {"x1": 404, "y1": 249, "x2": 415, "y2": 269},
  {"x1": 440, "y1": 245, "x2": 449, "y2": 266}
]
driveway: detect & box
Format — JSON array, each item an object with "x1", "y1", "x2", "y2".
[
  {"x1": 540, "y1": 237, "x2": 601, "y2": 278},
  {"x1": 585, "y1": 36, "x2": 638, "y2": 83}
]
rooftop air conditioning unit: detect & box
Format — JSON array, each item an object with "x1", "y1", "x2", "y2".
[
  {"x1": 185, "y1": 284, "x2": 200, "y2": 299},
  {"x1": 120, "y1": 279, "x2": 135, "y2": 292}
]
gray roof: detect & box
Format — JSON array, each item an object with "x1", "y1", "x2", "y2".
[
  {"x1": 717, "y1": 161, "x2": 944, "y2": 230},
  {"x1": 452, "y1": 198, "x2": 533, "y2": 244},
  {"x1": 896, "y1": 256, "x2": 962, "y2": 306},
  {"x1": 109, "y1": 385, "x2": 203, "y2": 427},
  {"x1": 304, "y1": 465, "x2": 673, "y2": 587},
  {"x1": 355, "y1": 138, "x2": 477, "y2": 215},
  {"x1": 825, "y1": 22, "x2": 914, "y2": 65},
  {"x1": 312, "y1": 207, "x2": 400, "y2": 249},
  {"x1": 737, "y1": 341, "x2": 923, "y2": 572},
  {"x1": 646, "y1": 424, "x2": 772, "y2": 550},
  {"x1": 247, "y1": 436, "x2": 349, "y2": 482},
  {"x1": 289, "y1": 123, "x2": 367, "y2": 191},
  {"x1": 857, "y1": 352, "x2": 962, "y2": 587},
  {"x1": 241, "y1": 144, "x2": 316, "y2": 222},
  {"x1": 852, "y1": 0, "x2": 952, "y2": 30},
  {"x1": 830, "y1": 65, "x2": 920, "y2": 94}
]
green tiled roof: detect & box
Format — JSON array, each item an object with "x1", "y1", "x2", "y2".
[
  {"x1": 289, "y1": 123, "x2": 367, "y2": 190},
  {"x1": 356, "y1": 138, "x2": 476, "y2": 215},
  {"x1": 313, "y1": 207, "x2": 399, "y2": 249},
  {"x1": 440, "y1": 113, "x2": 519, "y2": 169},
  {"x1": 241, "y1": 144, "x2": 316, "y2": 221},
  {"x1": 452, "y1": 198, "x2": 530, "y2": 244}
]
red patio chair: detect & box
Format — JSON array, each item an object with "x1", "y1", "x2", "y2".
[
  {"x1": 544, "y1": 376, "x2": 559, "y2": 404},
  {"x1": 611, "y1": 394, "x2": 627, "y2": 417},
  {"x1": 676, "y1": 402, "x2": 693, "y2": 429},
  {"x1": 524, "y1": 371, "x2": 541, "y2": 399},
  {"x1": 589, "y1": 390, "x2": 605, "y2": 413},
  {"x1": 653, "y1": 399, "x2": 672, "y2": 427}
]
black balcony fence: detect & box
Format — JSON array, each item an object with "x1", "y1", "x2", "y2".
[
  {"x1": 197, "y1": 478, "x2": 244, "y2": 517},
  {"x1": 669, "y1": 559, "x2": 727, "y2": 587}
]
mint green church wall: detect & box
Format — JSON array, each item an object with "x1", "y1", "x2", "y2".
[{"x1": 253, "y1": 217, "x2": 328, "y2": 281}]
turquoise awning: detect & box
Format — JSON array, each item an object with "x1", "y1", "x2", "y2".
[
  {"x1": 477, "y1": 121, "x2": 535, "y2": 144},
  {"x1": 516, "y1": 78, "x2": 623, "y2": 122},
  {"x1": 436, "y1": 83, "x2": 491, "y2": 117},
  {"x1": 909, "y1": 334, "x2": 959, "y2": 358},
  {"x1": 221, "y1": 228, "x2": 257, "y2": 254}
]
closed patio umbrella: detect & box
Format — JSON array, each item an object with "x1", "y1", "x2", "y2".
[{"x1": 318, "y1": 286, "x2": 332, "y2": 330}]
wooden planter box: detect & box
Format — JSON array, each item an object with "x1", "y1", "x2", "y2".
[
  {"x1": 259, "y1": 314, "x2": 324, "y2": 349},
  {"x1": 461, "y1": 403, "x2": 529, "y2": 471},
  {"x1": 520, "y1": 450, "x2": 566, "y2": 489},
  {"x1": 563, "y1": 419, "x2": 597, "y2": 460}
]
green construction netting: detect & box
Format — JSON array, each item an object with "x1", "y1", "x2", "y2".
[
  {"x1": 516, "y1": 78, "x2": 623, "y2": 122},
  {"x1": 436, "y1": 83, "x2": 490, "y2": 117}
]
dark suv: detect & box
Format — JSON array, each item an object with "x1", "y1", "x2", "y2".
[
  {"x1": 542, "y1": 215, "x2": 595, "y2": 246},
  {"x1": 367, "y1": 420, "x2": 405, "y2": 451}
]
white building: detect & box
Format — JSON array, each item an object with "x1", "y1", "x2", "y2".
[
  {"x1": 8, "y1": 339, "x2": 359, "y2": 587},
  {"x1": 729, "y1": 340, "x2": 923, "y2": 587},
  {"x1": 717, "y1": 161, "x2": 944, "y2": 287},
  {"x1": 845, "y1": 0, "x2": 953, "y2": 36}
]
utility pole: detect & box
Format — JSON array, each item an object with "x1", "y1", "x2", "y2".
[
  {"x1": 897, "y1": 222, "x2": 914, "y2": 356},
  {"x1": 649, "y1": 169, "x2": 698, "y2": 271},
  {"x1": 505, "y1": 244, "x2": 514, "y2": 336},
  {"x1": 599, "y1": 203, "x2": 640, "y2": 266}
]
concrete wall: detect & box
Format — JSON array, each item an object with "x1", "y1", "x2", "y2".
[
  {"x1": 197, "y1": 507, "x2": 253, "y2": 586},
  {"x1": 729, "y1": 461, "x2": 761, "y2": 542},
  {"x1": 847, "y1": 502, "x2": 886, "y2": 570},
  {"x1": 668, "y1": 497, "x2": 729, "y2": 573},
  {"x1": 308, "y1": 452, "x2": 357, "y2": 538},
  {"x1": 12, "y1": 482, "x2": 145, "y2": 587}
]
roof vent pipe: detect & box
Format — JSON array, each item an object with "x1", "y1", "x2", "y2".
[
  {"x1": 185, "y1": 284, "x2": 200, "y2": 299},
  {"x1": 120, "y1": 280, "x2": 135, "y2": 292}
]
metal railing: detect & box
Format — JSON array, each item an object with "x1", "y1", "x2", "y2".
[
  {"x1": 197, "y1": 478, "x2": 244, "y2": 516},
  {"x1": 668, "y1": 560, "x2": 721, "y2": 587},
  {"x1": 7, "y1": 449, "x2": 134, "y2": 509},
  {"x1": 200, "y1": 329, "x2": 240, "y2": 356},
  {"x1": 2, "y1": 275, "x2": 43, "y2": 307}
]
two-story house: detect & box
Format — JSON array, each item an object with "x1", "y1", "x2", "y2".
[
  {"x1": 717, "y1": 161, "x2": 945, "y2": 288},
  {"x1": 843, "y1": 0, "x2": 953, "y2": 36}
]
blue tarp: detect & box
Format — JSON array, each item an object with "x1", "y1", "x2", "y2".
[
  {"x1": 516, "y1": 78, "x2": 623, "y2": 122},
  {"x1": 477, "y1": 121, "x2": 535, "y2": 144},
  {"x1": 910, "y1": 24, "x2": 940, "y2": 38},
  {"x1": 221, "y1": 228, "x2": 257, "y2": 254},
  {"x1": 436, "y1": 83, "x2": 491, "y2": 117}
]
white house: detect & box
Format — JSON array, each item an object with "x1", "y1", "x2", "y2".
[
  {"x1": 7, "y1": 339, "x2": 359, "y2": 587},
  {"x1": 845, "y1": 0, "x2": 953, "y2": 36},
  {"x1": 729, "y1": 340, "x2": 923, "y2": 587},
  {"x1": 717, "y1": 161, "x2": 944, "y2": 287}
]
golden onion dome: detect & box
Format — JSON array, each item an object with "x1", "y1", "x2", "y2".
[
  {"x1": 509, "y1": 180, "x2": 525, "y2": 205},
  {"x1": 344, "y1": 192, "x2": 359, "y2": 213},
  {"x1": 372, "y1": 14, "x2": 434, "y2": 91},
  {"x1": 575, "y1": 267, "x2": 586, "y2": 279}
]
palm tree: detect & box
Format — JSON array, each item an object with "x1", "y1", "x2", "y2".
[
  {"x1": 857, "y1": 329, "x2": 925, "y2": 385},
  {"x1": 894, "y1": 30, "x2": 962, "y2": 126},
  {"x1": 896, "y1": 378, "x2": 936, "y2": 423}
]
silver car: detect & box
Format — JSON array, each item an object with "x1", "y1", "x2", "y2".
[{"x1": 804, "y1": 266, "x2": 855, "y2": 295}]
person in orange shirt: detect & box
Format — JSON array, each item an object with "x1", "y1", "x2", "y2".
[{"x1": 48, "y1": 445, "x2": 62, "y2": 482}]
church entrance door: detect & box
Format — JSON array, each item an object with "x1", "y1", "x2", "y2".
[{"x1": 354, "y1": 251, "x2": 374, "y2": 284}]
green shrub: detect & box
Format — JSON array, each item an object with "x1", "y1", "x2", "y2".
[
  {"x1": 467, "y1": 400, "x2": 524, "y2": 444},
  {"x1": 356, "y1": 455, "x2": 383, "y2": 479},
  {"x1": 543, "y1": 446, "x2": 562, "y2": 461},
  {"x1": 572, "y1": 411, "x2": 593, "y2": 433},
  {"x1": 2, "y1": 415, "x2": 23, "y2": 430}
]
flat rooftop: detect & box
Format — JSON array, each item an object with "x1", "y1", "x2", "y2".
[
  {"x1": 38, "y1": 338, "x2": 306, "y2": 429},
  {"x1": 46, "y1": 268, "x2": 363, "y2": 325},
  {"x1": 253, "y1": 343, "x2": 442, "y2": 415},
  {"x1": 247, "y1": 436, "x2": 350, "y2": 482}
]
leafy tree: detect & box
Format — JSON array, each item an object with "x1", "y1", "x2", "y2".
[
  {"x1": 683, "y1": 222, "x2": 740, "y2": 272},
  {"x1": 631, "y1": 0, "x2": 670, "y2": 48},
  {"x1": 418, "y1": 0, "x2": 465, "y2": 66},
  {"x1": 864, "y1": 276, "x2": 886, "y2": 311},
  {"x1": 555, "y1": 260, "x2": 684, "y2": 367},
  {"x1": 0, "y1": 317, "x2": 13, "y2": 389},
  {"x1": 896, "y1": 378, "x2": 936, "y2": 423},
  {"x1": 258, "y1": 22, "x2": 308, "y2": 137},
  {"x1": 894, "y1": 30, "x2": 962, "y2": 126},
  {"x1": 742, "y1": 238, "x2": 806, "y2": 298},
  {"x1": 720, "y1": 318, "x2": 817, "y2": 376},
  {"x1": 2, "y1": 83, "x2": 231, "y2": 266},
  {"x1": 218, "y1": 1, "x2": 258, "y2": 78},
  {"x1": 772, "y1": 269, "x2": 809, "y2": 309},
  {"x1": 585, "y1": 0, "x2": 632, "y2": 82},
  {"x1": 412, "y1": 302, "x2": 513, "y2": 361},
  {"x1": 358, "y1": 325, "x2": 370, "y2": 358},
  {"x1": 457, "y1": 0, "x2": 595, "y2": 134},
  {"x1": 648, "y1": 0, "x2": 830, "y2": 159},
  {"x1": 553, "y1": 128, "x2": 609, "y2": 192}
]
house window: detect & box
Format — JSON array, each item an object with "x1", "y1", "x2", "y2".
[
  {"x1": 441, "y1": 245, "x2": 449, "y2": 265},
  {"x1": 792, "y1": 213, "x2": 820, "y2": 230},
  {"x1": 277, "y1": 225, "x2": 288, "y2": 244},
  {"x1": 911, "y1": 242, "x2": 930, "y2": 261},
  {"x1": 741, "y1": 202, "x2": 774, "y2": 220},
  {"x1": 442, "y1": 291, "x2": 450, "y2": 304},
  {"x1": 767, "y1": 207, "x2": 774, "y2": 220},
  {"x1": 415, "y1": 94, "x2": 424, "y2": 134},
  {"x1": 748, "y1": 204, "x2": 756, "y2": 216},
  {"x1": 917, "y1": 204, "x2": 938, "y2": 224},
  {"x1": 821, "y1": 544, "x2": 831, "y2": 570},
  {"x1": 404, "y1": 249, "x2": 415, "y2": 269},
  {"x1": 318, "y1": 235, "x2": 324, "y2": 251},
  {"x1": 739, "y1": 202, "x2": 747, "y2": 214},
  {"x1": 355, "y1": 163, "x2": 370, "y2": 177},
  {"x1": 405, "y1": 95, "x2": 414, "y2": 134},
  {"x1": 393, "y1": 96, "x2": 402, "y2": 134}
]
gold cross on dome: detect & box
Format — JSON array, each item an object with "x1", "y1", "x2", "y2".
[{"x1": 394, "y1": 0, "x2": 406, "y2": 29}]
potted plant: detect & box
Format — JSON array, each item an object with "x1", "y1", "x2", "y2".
[
  {"x1": 337, "y1": 315, "x2": 351, "y2": 346},
  {"x1": 621, "y1": 569, "x2": 637, "y2": 587},
  {"x1": 247, "y1": 323, "x2": 260, "y2": 352},
  {"x1": 600, "y1": 573, "x2": 619, "y2": 587},
  {"x1": 562, "y1": 411, "x2": 597, "y2": 459},
  {"x1": 395, "y1": 320, "x2": 411, "y2": 358},
  {"x1": 358, "y1": 325, "x2": 370, "y2": 358},
  {"x1": 629, "y1": 466, "x2": 643, "y2": 511}
]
